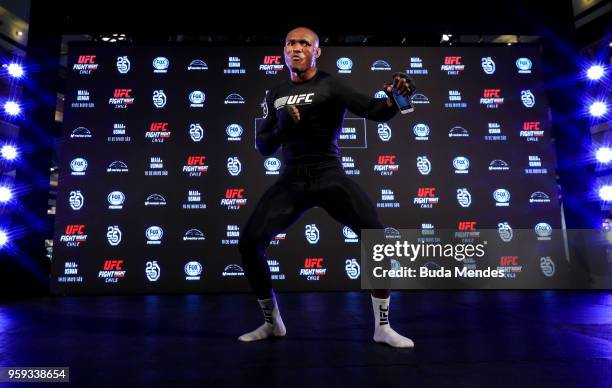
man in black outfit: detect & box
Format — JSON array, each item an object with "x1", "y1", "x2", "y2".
[{"x1": 238, "y1": 27, "x2": 415, "y2": 347}]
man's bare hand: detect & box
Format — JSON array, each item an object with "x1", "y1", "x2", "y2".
[{"x1": 384, "y1": 74, "x2": 415, "y2": 96}]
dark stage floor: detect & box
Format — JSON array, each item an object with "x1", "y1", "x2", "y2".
[{"x1": 0, "y1": 291, "x2": 611, "y2": 387}]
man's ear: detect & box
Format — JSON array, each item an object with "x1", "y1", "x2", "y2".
[{"x1": 315, "y1": 47, "x2": 321, "y2": 58}]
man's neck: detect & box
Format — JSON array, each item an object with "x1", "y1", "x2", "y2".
[{"x1": 290, "y1": 67, "x2": 318, "y2": 83}]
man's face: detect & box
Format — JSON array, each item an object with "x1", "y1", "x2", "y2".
[{"x1": 284, "y1": 29, "x2": 320, "y2": 73}]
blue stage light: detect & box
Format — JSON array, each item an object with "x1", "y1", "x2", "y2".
[
  {"x1": 598, "y1": 185, "x2": 612, "y2": 201},
  {"x1": 586, "y1": 65, "x2": 605, "y2": 81},
  {"x1": 3, "y1": 101, "x2": 21, "y2": 116},
  {"x1": 0, "y1": 186, "x2": 12, "y2": 202},
  {"x1": 590, "y1": 101, "x2": 607, "y2": 117},
  {"x1": 0, "y1": 144, "x2": 17, "y2": 160},
  {"x1": 595, "y1": 147, "x2": 612, "y2": 163},
  {"x1": 0, "y1": 230, "x2": 7, "y2": 247},
  {"x1": 5, "y1": 63, "x2": 24, "y2": 78}
]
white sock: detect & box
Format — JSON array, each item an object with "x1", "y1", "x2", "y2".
[
  {"x1": 371, "y1": 295, "x2": 414, "y2": 348},
  {"x1": 238, "y1": 295, "x2": 286, "y2": 342}
]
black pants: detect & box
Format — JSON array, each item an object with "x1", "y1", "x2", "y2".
[{"x1": 239, "y1": 161, "x2": 383, "y2": 299}]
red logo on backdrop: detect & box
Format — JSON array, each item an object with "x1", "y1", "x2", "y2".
[
  {"x1": 483, "y1": 89, "x2": 501, "y2": 98},
  {"x1": 99, "y1": 259, "x2": 127, "y2": 282},
  {"x1": 417, "y1": 188, "x2": 436, "y2": 198},
  {"x1": 182, "y1": 156, "x2": 208, "y2": 175},
  {"x1": 263, "y1": 56, "x2": 281, "y2": 64},
  {"x1": 221, "y1": 188, "x2": 247, "y2": 209},
  {"x1": 150, "y1": 122, "x2": 168, "y2": 131},
  {"x1": 441, "y1": 56, "x2": 465, "y2": 75},
  {"x1": 500, "y1": 256, "x2": 519, "y2": 266},
  {"x1": 304, "y1": 258, "x2": 324, "y2": 268},
  {"x1": 187, "y1": 156, "x2": 206, "y2": 166},
  {"x1": 225, "y1": 189, "x2": 244, "y2": 199},
  {"x1": 113, "y1": 89, "x2": 133, "y2": 98},
  {"x1": 108, "y1": 88, "x2": 135, "y2": 108},
  {"x1": 458, "y1": 221, "x2": 477, "y2": 231},
  {"x1": 146, "y1": 122, "x2": 171, "y2": 141},
  {"x1": 78, "y1": 55, "x2": 96, "y2": 64},
  {"x1": 65, "y1": 225, "x2": 85, "y2": 235},
  {"x1": 103, "y1": 260, "x2": 124, "y2": 271},
  {"x1": 300, "y1": 257, "x2": 327, "y2": 279},
  {"x1": 414, "y1": 187, "x2": 439, "y2": 208},
  {"x1": 377, "y1": 155, "x2": 396, "y2": 165},
  {"x1": 73, "y1": 55, "x2": 99, "y2": 74},
  {"x1": 60, "y1": 224, "x2": 87, "y2": 245},
  {"x1": 374, "y1": 155, "x2": 399, "y2": 175},
  {"x1": 523, "y1": 122, "x2": 541, "y2": 130},
  {"x1": 480, "y1": 89, "x2": 504, "y2": 108},
  {"x1": 520, "y1": 121, "x2": 543, "y2": 141},
  {"x1": 444, "y1": 56, "x2": 462, "y2": 65},
  {"x1": 260, "y1": 55, "x2": 284, "y2": 74}
]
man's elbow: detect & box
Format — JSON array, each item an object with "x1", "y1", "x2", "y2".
[{"x1": 365, "y1": 102, "x2": 397, "y2": 122}]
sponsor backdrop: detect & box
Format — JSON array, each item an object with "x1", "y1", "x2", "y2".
[{"x1": 52, "y1": 45, "x2": 562, "y2": 294}]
